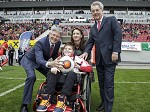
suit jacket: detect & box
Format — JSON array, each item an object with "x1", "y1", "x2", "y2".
[
  {"x1": 21, "y1": 36, "x2": 61, "y2": 70},
  {"x1": 85, "y1": 16, "x2": 122, "y2": 65},
  {"x1": 8, "y1": 46, "x2": 15, "y2": 56}
]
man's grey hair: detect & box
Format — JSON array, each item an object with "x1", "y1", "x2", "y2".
[
  {"x1": 50, "y1": 25, "x2": 62, "y2": 35},
  {"x1": 91, "y1": 1, "x2": 104, "y2": 11}
]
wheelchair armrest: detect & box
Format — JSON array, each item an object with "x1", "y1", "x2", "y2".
[
  {"x1": 74, "y1": 71, "x2": 86, "y2": 75},
  {"x1": 75, "y1": 71, "x2": 92, "y2": 77}
]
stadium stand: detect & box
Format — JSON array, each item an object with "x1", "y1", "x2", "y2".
[
  {"x1": 0, "y1": 0, "x2": 150, "y2": 64},
  {"x1": 0, "y1": 0, "x2": 149, "y2": 42},
  {"x1": 0, "y1": 22, "x2": 149, "y2": 42}
]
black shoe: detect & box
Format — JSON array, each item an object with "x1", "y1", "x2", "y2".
[
  {"x1": 20, "y1": 105, "x2": 28, "y2": 112},
  {"x1": 96, "y1": 102, "x2": 104, "y2": 111}
]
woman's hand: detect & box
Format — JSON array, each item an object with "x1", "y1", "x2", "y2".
[{"x1": 79, "y1": 52, "x2": 88, "y2": 60}]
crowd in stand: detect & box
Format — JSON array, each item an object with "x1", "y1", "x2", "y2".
[
  {"x1": 122, "y1": 23, "x2": 150, "y2": 42},
  {"x1": 0, "y1": 22, "x2": 150, "y2": 42},
  {"x1": 0, "y1": 22, "x2": 50, "y2": 40}
]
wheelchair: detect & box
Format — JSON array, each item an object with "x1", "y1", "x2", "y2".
[{"x1": 33, "y1": 71, "x2": 93, "y2": 112}]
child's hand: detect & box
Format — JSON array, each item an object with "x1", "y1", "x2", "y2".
[
  {"x1": 74, "y1": 62, "x2": 80, "y2": 68},
  {"x1": 51, "y1": 67, "x2": 60, "y2": 74}
]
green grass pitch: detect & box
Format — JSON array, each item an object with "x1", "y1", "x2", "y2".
[{"x1": 0, "y1": 66, "x2": 150, "y2": 112}]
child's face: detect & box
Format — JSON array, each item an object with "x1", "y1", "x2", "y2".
[{"x1": 63, "y1": 45, "x2": 74, "y2": 56}]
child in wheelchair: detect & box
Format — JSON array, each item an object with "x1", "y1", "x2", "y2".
[{"x1": 36, "y1": 42, "x2": 92, "y2": 112}]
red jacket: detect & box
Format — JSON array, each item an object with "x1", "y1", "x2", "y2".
[{"x1": 73, "y1": 56, "x2": 93, "y2": 73}]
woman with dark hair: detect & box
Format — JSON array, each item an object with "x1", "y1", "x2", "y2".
[
  {"x1": 70, "y1": 27, "x2": 95, "y2": 82},
  {"x1": 70, "y1": 27, "x2": 86, "y2": 56}
]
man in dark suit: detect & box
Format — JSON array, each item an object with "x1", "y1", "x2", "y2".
[
  {"x1": 8, "y1": 43, "x2": 15, "y2": 66},
  {"x1": 81, "y1": 1, "x2": 122, "y2": 112},
  {"x1": 20, "y1": 25, "x2": 63, "y2": 112}
]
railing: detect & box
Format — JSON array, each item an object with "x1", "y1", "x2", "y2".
[{"x1": 1, "y1": 13, "x2": 150, "y2": 24}]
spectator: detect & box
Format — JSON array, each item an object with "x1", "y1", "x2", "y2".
[
  {"x1": 18, "y1": 47, "x2": 24, "y2": 65},
  {"x1": 8, "y1": 43, "x2": 15, "y2": 66}
]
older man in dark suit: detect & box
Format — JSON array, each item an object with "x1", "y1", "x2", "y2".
[
  {"x1": 20, "y1": 25, "x2": 63, "y2": 112},
  {"x1": 81, "y1": 1, "x2": 122, "y2": 112}
]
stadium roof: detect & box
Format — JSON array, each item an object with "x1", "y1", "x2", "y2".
[{"x1": 0, "y1": 1, "x2": 150, "y2": 10}]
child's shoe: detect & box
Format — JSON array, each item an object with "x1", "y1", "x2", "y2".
[
  {"x1": 37, "y1": 94, "x2": 51, "y2": 112},
  {"x1": 54, "y1": 95, "x2": 66, "y2": 112}
]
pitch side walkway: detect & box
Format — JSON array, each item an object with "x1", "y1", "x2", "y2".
[
  {"x1": 91, "y1": 61, "x2": 150, "y2": 69},
  {"x1": 116, "y1": 61, "x2": 150, "y2": 69}
]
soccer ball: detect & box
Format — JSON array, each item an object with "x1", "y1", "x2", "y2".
[{"x1": 59, "y1": 56, "x2": 74, "y2": 73}]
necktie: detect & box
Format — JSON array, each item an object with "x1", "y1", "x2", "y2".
[
  {"x1": 97, "y1": 21, "x2": 101, "y2": 31},
  {"x1": 50, "y1": 44, "x2": 54, "y2": 56}
]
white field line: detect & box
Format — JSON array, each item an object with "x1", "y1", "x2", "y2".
[
  {"x1": 94, "y1": 81, "x2": 150, "y2": 84},
  {"x1": 0, "y1": 83, "x2": 25, "y2": 97},
  {"x1": 115, "y1": 82, "x2": 150, "y2": 84},
  {"x1": 0, "y1": 77, "x2": 150, "y2": 97},
  {"x1": 0, "y1": 77, "x2": 45, "y2": 80},
  {"x1": 0, "y1": 78, "x2": 45, "y2": 97},
  {"x1": 0, "y1": 77, "x2": 150, "y2": 84}
]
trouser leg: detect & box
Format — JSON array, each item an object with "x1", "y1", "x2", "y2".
[
  {"x1": 61, "y1": 71, "x2": 77, "y2": 96},
  {"x1": 96, "y1": 65, "x2": 105, "y2": 102},
  {"x1": 45, "y1": 72, "x2": 61, "y2": 95},
  {"x1": 22, "y1": 69, "x2": 36, "y2": 104},
  {"x1": 104, "y1": 64, "x2": 116, "y2": 112}
]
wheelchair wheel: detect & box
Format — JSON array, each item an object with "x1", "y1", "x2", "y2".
[
  {"x1": 85, "y1": 76, "x2": 91, "y2": 112},
  {"x1": 82, "y1": 75, "x2": 91, "y2": 112}
]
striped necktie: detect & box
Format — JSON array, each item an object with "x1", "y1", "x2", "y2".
[
  {"x1": 50, "y1": 44, "x2": 54, "y2": 56},
  {"x1": 98, "y1": 21, "x2": 101, "y2": 31}
]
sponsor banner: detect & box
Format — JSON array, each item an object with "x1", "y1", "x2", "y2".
[
  {"x1": 19, "y1": 31, "x2": 33, "y2": 50},
  {"x1": 0, "y1": 40, "x2": 19, "y2": 49},
  {"x1": 121, "y1": 42, "x2": 141, "y2": 51},
  {"x1": 0, "y1": 40, "x2": 36, "y2": 48},
  {"x1": 30, "y1": 40, "x2": 36, "y2": 47},
  {"x1": 141, "y1": 43, "x2": 150, "y2": 51},
  {"x1": 0, "y1": 40, "x2": 5, "y2": 46},
  {"x1": 1, "y1": 41, "x2": 148, "y2": 52}
]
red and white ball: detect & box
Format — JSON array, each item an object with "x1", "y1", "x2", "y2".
[{"x1": 59, "y1": 56, "x2": 74, "y2": 73}]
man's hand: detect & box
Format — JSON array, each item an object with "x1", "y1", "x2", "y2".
[
  {"x1": 51, "y1": 67, "x2": 60, "y2": 74},
  {"x1": 112, "y1": 52, "x2": 118, "y2": 62},
  {"x1": 79, "y1": 52, "x2": 88, "y2": 60},
  {"x1": 47, "y1": 57, "x2": 63, "y2": 69}
]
